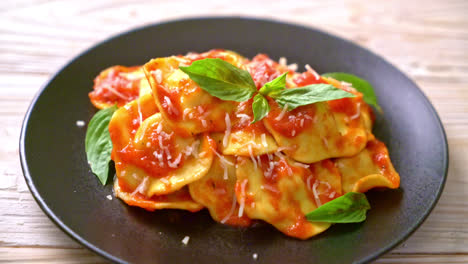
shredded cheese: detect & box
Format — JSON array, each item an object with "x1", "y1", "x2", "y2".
[
  {"x1": 221, "y1": 194, "x2": 237, "y2": 224},
  {"x1": 238, "y1": 179, "x2": 248, "y2": 218},
  {"x1": 152, "y1": 69, "x2": 162, "y2": 84},
  {"x1": 131, "y1": 176, "x2": 149, "y2": 196},
  {"x1": 164, "y1": 96, "x2": 179, "y2": 116},
  {"x1": 261, "y1": 184, "x2": 280, "y2": 193},
  {"x1": 168, "y1": 153, "x2": 182, "y2": 168},
  {"x1": 261, "y1": 133, "x2": 267, "y2": 147},
  {"x1": 236, "y1": 113, "x2": 251, "y2": 124},
  {"x1": 305, "y1": 64, "x2": 320, "y2": 80},
  {"x1": 223, "y1": 113, "x2": 231, "y2": 148},
  {"x1": 350, "y1": 102, "x2": 361, "y2": 120},
  {"x1": 136, "y1": 97, "x2": 143, "y2": 125},
  {"x1": 248, "y1": 145, "x2": 257, "y2": 169},
  {"x1": 102, "y1": 85, "x2": 129, "y2": 100},
  {"x1": 211, "y1": 147, "x2": 235, "y2": 166},
  {"x1": 275, "y1": 104, "x2": 289, "y2": 121},
  {"x1": 181, "y1": 236, "x2": 190, "y2": 245},
  {"x1": 279, "y1": 57, "x2": 287, "y2": 66},
  {"x1": 312, "y1": 180, "x2": 322, "y2": 207}
]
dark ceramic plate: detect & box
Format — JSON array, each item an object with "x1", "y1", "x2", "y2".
[{"x1": 20, "y1": 17, "x2": 448, "y2": 264}]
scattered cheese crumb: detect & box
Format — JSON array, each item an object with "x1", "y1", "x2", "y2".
[
  {"x1": 181, "y1": 236, "x2": 190, "y2": 245},
  {"x1": 253, "y1": 253, "x2": 258, "y2": 260},
  {"x1": 76, "y1": 120, "x2": 85, "y2": 127},
  {"x1": 106, "y1": 195, "x2": 112, "y2": 200}
]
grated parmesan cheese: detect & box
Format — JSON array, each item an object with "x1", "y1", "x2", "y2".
[
  {"x1": 131, "y1": 176, "x2": 149, "y2": 196},
  {"x1": 305, "y1": 64, "x2": 320, "y2": 80},
  {"x1": 181, "y1": 236, "x2": 190, "y2": 245},
  {"x1": 164, "y1": 96, "x2": 179, "y2": 116},
  {"x1": 76, "y1": 120, "x2": 85, "y2": 127},
  {"x1": 238, "y1": 179, "x2": 248, "y2": 218},
  {"x1": 223, "y1": 113, "x2": 231, "y2": 148},
  {"x1": 312, "y1": 180, "x2": 322, "y2": 207},
  {"x1": 279, "y1": 57, "x2": 287, "y2": 66},
  {"x1": 168, "y1": 153, "x2": 182, "y2": 168},
  {"x1": 152, "y1": 69, "x2": 162, "y2": 84},
  {"x1": 106, "y1": 195, "x2": 112, "y2": 200},
  {"x1": 136, "y1": 97, "x2": 143, "y2": 125},
  {"x1": 221, "y1": 194, "x2": 237, "y2": 223},
  {"x1": 248, "y1": 145, "x2": 257, "y2": 169},
  {"x1": 350, "y1": 103, "x2": 361, "y2": 120},
  {"x1": 103, "y1": 85, "x2": 129, "y2": 100},
  {"x1": 275, "y1": 104, "x2": 289, "y2": 121},
  {"x1": 261, "y1": 133, "x2": 267, "y2": 147}
]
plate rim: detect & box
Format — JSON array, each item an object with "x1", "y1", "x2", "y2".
[{"x1": 19, "y1": 16, "x2": 449, "y2": 264}]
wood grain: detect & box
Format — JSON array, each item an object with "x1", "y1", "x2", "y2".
[{"x1": 1, "y1": 0, "x2": 467, "y2": 263}]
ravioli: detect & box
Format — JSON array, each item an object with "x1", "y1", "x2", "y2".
[
  {"x1": 109, "y1": 95, "x2": 214, "y2": 200},
  {"x1": 114, "y1": 179, "x2": 203, "y2": 212},
  {"x1": 263, "y1": 91, "x2": 372, "y2": 164},
  {"x1": 89, "y1": 66, "x2": 147, "y2": 109},
  {"x1": 219, "y1": 100, "x2": 279, "y2": 156},
  {"x1": 336, "y1": 138, "x2": 400, "y2": 193},
  {"x1": 189, "y1": 155, "x2": 251, "y2": 227},
  {"x1": 142, "y1": 50, "x2": 246, "y2": 134},
  {"x1": 235, "y1": 155, "x2": 334, "y2": 239}
]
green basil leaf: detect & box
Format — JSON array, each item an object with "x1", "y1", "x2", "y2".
[
  {"x1": 271, "y1": 84, "x2": 355, "y2": 110},
  {"x1": 259, "y1": 72, "x2": 287, "y2": 95},
  {"x1": 85, "y1": 105, "x2": 117, "y2": 185},
  {"x1": 306, "y1": 192, "x2": 370, "y2": 223},
  {"x1": 180, "y1": 58, "x2": 257, "y2": 102},
  {"x1": 322, "y1": 72, "x2": 382, "y2": 112},
  {"x1": 251, "y1": 94, "x2": 270, "y2": 123}
]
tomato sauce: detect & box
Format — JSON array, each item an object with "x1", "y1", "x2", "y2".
[
  {"x1": 232, "y1": 99, "x2": 270, "y2": 135},
  {"x1": 367, "y1": 140, "x2": 399, "y2": 186},
  {"x1": 89, "y1": 66, "x2": 141, "y2": 107},
  {"x1": 157, "y1": 84, "x2": 183, "y2": 121},
  {"x1": 293, "y1": 71, "x2": 328, "y2": 86},
  {"x1": 247, "y1": 54, "x2": 286, "y2": 89},
  {"x1": 265, "y1": 99, "x2": 316, "y2": 138}
]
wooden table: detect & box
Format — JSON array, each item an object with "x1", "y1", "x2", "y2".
[{"x1": 1, "y1": 0, "x2": 467, "y2": 263}]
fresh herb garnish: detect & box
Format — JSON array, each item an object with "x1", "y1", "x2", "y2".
[
  {"x1": 306, "y1": 192, "x2": 371, "y2": 223},
  {"x1": 85, "y1": 105, "x2": 117, "y2": 185},
  {"x1": 251, "y1": 94, "x2": 270, "y2": 123},
  {"x1": 179, "y1": 58, "x2": 257, "y2": 102},
  {"x1": 180, "y1": 58, "x2": 356, "y2": 122},
  {"x1": 322, "y1": 72, "x2": 382, "y2": 112},
  {"x1": 270, "y1": 84, "x2": 355, "y2": 110}
]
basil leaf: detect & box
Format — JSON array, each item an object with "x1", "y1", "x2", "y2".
[
  {"x1": 251, "y1": 94, "x2": 270, "y2": 123},
  {"x1": 85, "y1": 105, "x2": 117, "y2": 185},
  {"x1": 306, "y1": 192, "x2": 370, "y2": 223},
  {"x1": 322, "y1": 72, "x2": 382, "y2": 112},
  {"x1": 259, "y1": 72, "x2": 287, "y2": 95},
  {"x1": 271, "y1": 84, "x2": 355, "y2": 110},
  {"x1": 180, "y1": 58, "x2": 257, "y2": 102}
]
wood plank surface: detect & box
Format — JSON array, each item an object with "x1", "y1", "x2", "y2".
[{"x1": 1, "y1": 0, "x2": 467, "y2": 263}]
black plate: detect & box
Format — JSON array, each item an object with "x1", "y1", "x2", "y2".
[{"x1": 20, "y1": 17, "x2": 448, "y2": 264}]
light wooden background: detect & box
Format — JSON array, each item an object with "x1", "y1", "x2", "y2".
[{"x1": 1, "y1": 0, "x2": 467, "y2": 263}]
